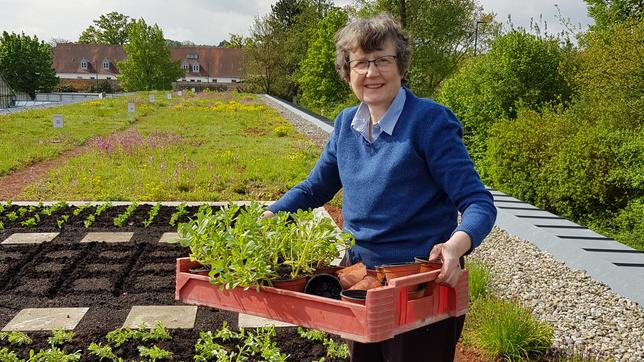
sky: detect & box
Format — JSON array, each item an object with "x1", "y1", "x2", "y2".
[{"x1": 0, "y1": 0, "x2": 594, "y2": 46}]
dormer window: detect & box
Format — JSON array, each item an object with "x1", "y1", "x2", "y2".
[
  {"x1": 80, "y1": 58, "x2": 88, "y2": 70},
  {"x1": 182, "y1": 61, "x2": 189, "y2": 70},
  {"x1": 103, "y1": 59, "x2": 110, "y2": 70},
  {"x1": 192, "y1": 64, "x2": 200, "y2": 72}
]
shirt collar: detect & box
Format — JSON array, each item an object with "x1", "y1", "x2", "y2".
[{"x1": 350, "y1": 87, "x2": 406, "y2": 136}]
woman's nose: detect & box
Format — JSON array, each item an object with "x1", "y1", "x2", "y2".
[{"x1": 365, "y1": 62, "x2": 380, "y2": 77}]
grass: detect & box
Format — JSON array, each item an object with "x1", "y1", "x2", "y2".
[
  {"x1": 17, "y1": 92, "x2": 321, "y2": 201},
  {"x1": 0, "y1": 92, "x2": 171, "y2": 177}
]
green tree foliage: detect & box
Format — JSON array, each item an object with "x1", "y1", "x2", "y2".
[
  {"x1": 298, "y1": 8, "x2": 352, "y2": 115},
  {"x1": 585, "y1": 0, "x2": 643, "y2": 30},
  {"x1": 78, "y1": 12, "x2": 132, "y2": 45},
  {"x1": 117, "y1": 19, "x2": 183, "y2": 91},
  {"x1": 484, "y1": 19, "x2": 644, "y2": 249},
  {"x1": 218, "y1": 34, "x2": 246, "y2": 48},
  {"x1": 0, "y1": 31, "x2": 57, "y2": 98},
  {"x1": 436, "y1": 30, "x2": 573, "y2": 164},
  {"x1": 359, "y1": 0, "x2": 494, "y2": 96}
]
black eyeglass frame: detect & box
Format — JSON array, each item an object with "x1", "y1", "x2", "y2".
[{"x1": 347, "y1": 55, "x2": 398, "y2": 74}]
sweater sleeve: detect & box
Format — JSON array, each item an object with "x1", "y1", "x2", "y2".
[
  {"x1": 268, "y1": 113, "x2": 344, "y2": 214},
  {"x1": 421, "y1": 106, "x2": 497, "y2": 252}
]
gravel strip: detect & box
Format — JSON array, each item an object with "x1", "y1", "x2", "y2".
[
  {"x1": 264, "y1": 97, "x2": 644, "y2": 361},
  {"x1": 471, "y1": 227, "x2": 644, "y2": 361}
]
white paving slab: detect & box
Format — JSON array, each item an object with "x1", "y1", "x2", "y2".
[
  {"x1": 237, "y1": 313, "x2": 294, "y2": 328},
  {"x1": 80, "y1": 232, "x2": 134, "y2": 243},
  {"x1": 1, "y1": 232, "x2": 59, "y2": 245},
  {"x1": 123, "y1": 306, "x2": 197, "y2": 329},
  {"x1": 159, "y1": 232, "x2": 179, "y2": 244},
  {"x1": 2, "y1": 307, "x2": 88, "y2": 331}
]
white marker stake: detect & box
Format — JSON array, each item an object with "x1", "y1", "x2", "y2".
[
  {"x1": 166, "y1": 93, "x2": 172, "y2": 100},
  {"x1": 128, "y1": 103, "x2": 135, "y2": 113},
  {"x1": 149, "y1": 95, "x2": 155, "y2": 103},
  {"x1": 177, "y1": 91, "x2": 183, "y2": 97},
  {"x1": 52, "y1": 114, "x2": 64, "y2": 128}
]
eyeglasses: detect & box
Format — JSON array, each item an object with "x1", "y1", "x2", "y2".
[{"x1": 348, "y1": 55, "x2": 397, "y2": 74}]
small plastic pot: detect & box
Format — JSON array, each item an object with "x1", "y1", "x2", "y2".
[
  {"x1": 305, "y1": 273, "x2": 342, "y2": 299},
  {"x1": 340, "y1": 289, "x2": 367, "y2": 305},
  {"x1": 380, "y1": 262, "x2": 420, "y2": 283},
  {"x1": 271, "y1": 276, "x2": 308, "y2": 292},
  {"x1": 337, "y1": 262, "x2": 367, "y2": 289},
  {"x1": 414, "y1": 256, "x2": 443, "y2": 273}
]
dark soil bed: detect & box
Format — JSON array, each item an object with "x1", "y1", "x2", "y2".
[{"x1": 0, "y1": 204, "x2": 347, "y2": 361}]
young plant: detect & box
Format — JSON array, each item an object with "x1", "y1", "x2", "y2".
[
  {"x1": 0, "y1": 347, "x2": 21, "y2": 362},
  {"x1": 41, "y1": 201, "x2": 68, "y2": 216},
  {"x1": 47, "y1": 328, "x2": 75, "y2": 346},
  {"x1": 297, "y1": 327, "x2": 349, "y2": 359},
  {"x1": 193, "y1": 331, "x2": 227, "y2": 362},
  {"x1": 88, "y1": 342, "x2": 122, "y2": 362},
  {"x1": 113, "y1": 202, "x2": 138, "y2": 228},
  {"x1": 27, "y1": 346, "x2": 81, "y2": 361},
  {"x1": 0, "y1": 201, "x2": 8, "y2": 214},
  {"x1": 84, "y1": 214, "x2": 96, "y2": 228},
  {"x1": 56, "y1": 214, "x2": 69, "y2": 229},
  {"x1": 0, "y1": 331, "x2": 32, "y2": 346},
  {"x1": 72, "y1": 203, "x2": 91, "y2": 216},
  {"x1": 20, "y1": 214, "x2": 40, "y2": 228},
  {"x1": 138, "y1": 345, "x2": 173, "y2": 361},
  {"x1": 0, "y1": 221, "x2": 3, "y2": 230},
  {"x1": 168, "y1": 202, "x2": 187, "y2": 226},
  {"x1": 143, "y1": 202, "x2": 161, "y2": 227},
  {"x1": 6, "y1": 211, "x2": 17, "y2": 221},
  {"x1": 106, "y1": 321, "x2": 170, "y2": 347},
  {"x1": 17, "y1": 207, "x2": 28, "y2": 217},
  {"x1": 95, "y1": 202, "x2": 113, "y2": 216}
]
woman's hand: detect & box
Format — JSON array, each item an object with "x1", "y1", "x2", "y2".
[
  {"x1": 428, "y1": 231, "x2": 471, "y2": 287},
  {"x1": 260, "y1": 210, "x2": 275, "y2": 219}
]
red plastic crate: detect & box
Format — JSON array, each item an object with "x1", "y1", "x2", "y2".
[{"x1": 175, "y1": 257, "x2": 468, "y2": 343}]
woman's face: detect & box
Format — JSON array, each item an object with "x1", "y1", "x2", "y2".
[{"x1": 348, "y1": 39, "x2": 402, "y2": 113}]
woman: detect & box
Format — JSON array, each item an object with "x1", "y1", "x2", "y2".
[{"x1": 264, "y1": 14, "x2": 496, "y2": 362}]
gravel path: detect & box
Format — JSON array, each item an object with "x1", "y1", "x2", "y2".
[{"x1": 264, "y1": 97, "x2": 644, "y2": 362}]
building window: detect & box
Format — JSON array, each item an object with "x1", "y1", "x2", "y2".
[
  {"x1": 192, "y1": 64, "x2": 200, "y2": 72},
  {"x1": 106, "y1": 77, "x2": 112, "y2": 80},
  {"x1": 197, "y1": 80, "x2": 202, "y2": 83},
  {"x1": 90, "y1": 76, "x2": 95, "y2": 79},
  {"x1": 231, "y1": 79, "x2": 237, "y2": 83},
  {"x1": 103, "y1": 59, "x2": 110, "y2": 70},
  {"x1": 190, "y1": 79, "x2": 195, "y2": 82},
  {"x1": 80, "y1": 59, "x2": 88, "y2": 70},
  {"x1": 182, "y1": 63, "x2": 189, "y2": 70}
]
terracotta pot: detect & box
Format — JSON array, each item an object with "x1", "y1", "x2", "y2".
[
  {"x1": 271, "y1": 275, "x2": 308, "y2": 292},
  {"x1": 337, "y1": 262, "x2": 367, "y2": 289},
  {"x1": 349, "y1": 275, "x2": 382, "y2": 290},
  {"x1": 414, "y1": 256, "x2": 442, "y2": 273},
  {"x1": 340, "y1": 289, "x2": 367, "y2": 305},
  {"x1": 381, "y1": 262, "x2": 420, "y2": 283}
]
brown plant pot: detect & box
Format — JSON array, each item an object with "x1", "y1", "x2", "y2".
[
  {"x1": 348, "y1": 275, "x2": 382, "y2": 290},
  {"x1": 271, "y1": 275, "x2": 308, "y2": 292},
  {"x1": 337, "y1": 262, "x2": 367, "y2": 289},
  {"x1": 340, "y1": 289, "x2": 367, "y2": 305},
  {"x1": 381, "y1": 262, "x2": 420, "y2": 283},
  {"x1": 414, "y1": 256, "x2": 443, "y2": 273}
]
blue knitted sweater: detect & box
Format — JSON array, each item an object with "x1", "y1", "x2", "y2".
[{"x1": 269, "y1": 88, "x2": 496, "y2": 268}]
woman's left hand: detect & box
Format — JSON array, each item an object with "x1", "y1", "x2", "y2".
[{"x1": 428, "y1": 231, "x2": 472, "y2": 287}]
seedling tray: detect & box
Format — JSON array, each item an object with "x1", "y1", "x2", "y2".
[{"x1": 175, "y1": 257, "x2": 468, "y2": 343}]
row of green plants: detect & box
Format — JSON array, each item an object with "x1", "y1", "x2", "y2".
[
  {"x1": 174, "y1": 202, "x2": 353, "y2": 290},
  {"x1": 0, "y1": 201, "x2": 193, "y2": 230},
  {"x1": 0, "y1": 322, "x2": 347, "y2": 362}
]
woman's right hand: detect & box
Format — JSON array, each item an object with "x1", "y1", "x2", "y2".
[{"x1": 260, "y1": 210, "x2": 275, "y2": 219}]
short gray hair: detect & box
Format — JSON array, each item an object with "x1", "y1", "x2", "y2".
[{"x1": 335, "y1": 14, "x2": 412, "y2": 83}]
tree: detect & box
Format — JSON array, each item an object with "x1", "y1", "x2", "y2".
[
  {"x1": 436, "y1": 30, "x2": 573, "y2": 164},
  {"x1": 78, "y1": 12, "x2": 132, "y2": 45},
  {"x1": 357, "y1": 0, "x2": 494, "y2": 96},
  {"x1": 584, "y1": 0, "x2": 643, "y2": 31},
  {"x1": 0, "y1": 32, "x2": 57, "y2": 98},
  {"x1": 117, "y1": 19, "x2": 183, "y2": 91},
  {"x1": 218, "y1": 34, "x2": 246, "y2": 48},
  {"x1": 298, "y1": 8, "x2": 352, "y2": 115}
]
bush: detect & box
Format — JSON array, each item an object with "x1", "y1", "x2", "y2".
[
  {"x1": 468, "y1": 296, "x2": 553, "y2": 361},
  {"x1": 88, "y1": 80, "x2": 115, "y2": 94},
  {"x1": 436, "y1": 30, "x2": 573, "y2": 164}
]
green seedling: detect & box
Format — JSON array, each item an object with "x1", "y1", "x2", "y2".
[
  {"x1": 113, "y1": 202, "x2": 138, "y2": 228},
  {"x1": 138, "y1": 345, "x2": 173, "y2": 361},
  {"x1": 0, "y1": 331, "x2": 32, "y2": 346},
  {"x1": 47, "y1": 328, "x2": 75, "y2": 347},
  {"x1": 143, "y1": 202, "x2": 161, "y2": 227},
  {"x1": 84, "y1": 214, "x2": 95, "y2": 228},
  {"x1": 88, "y1": 342, "x2": 122, "y2": 362},
  {"x1": 21, "y1": 214, "x2": 40, "y2": 228},
  {"x1": 95, "y1": 202, "x2": 113, "y2": 216},
  {"x1": 168, "y1": 203, "x2": 187, "y2": 226},
  {"x1": 56, "y1": 214, "x2": 69, "y2": 229},
  {"x1": 0, "y1": 347, "x2": 21, "y2": 362},
  {"x1": 27, "y1": 346, "x2": 81, "y2": 361},
  {"x1": 193, "y1": 331, "x2": 227, "y2": 362},
  {"x1": 72, "y1": 203, "x2": 90, "y2": 216},
  {"x1": 6, "y1": 211, "x2": 18, "y2": 221}
]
